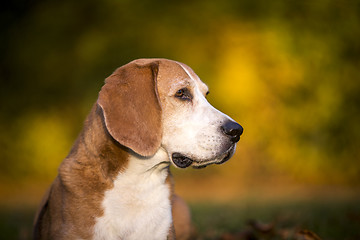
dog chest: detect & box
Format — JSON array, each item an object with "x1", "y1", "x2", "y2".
[{"x1": 93, "y1": 155, "x2": 172, "y2": 240}]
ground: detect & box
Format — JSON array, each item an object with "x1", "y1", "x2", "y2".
[{"x1": 1, "y1": 196, "x2": 359, "y2": 240}]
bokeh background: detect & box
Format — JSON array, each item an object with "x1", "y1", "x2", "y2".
[{"x1": 1, "y1": 0, "x2": 360, "y2": 239}]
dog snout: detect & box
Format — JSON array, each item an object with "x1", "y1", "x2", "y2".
[{"x1": 221, "y1": 120, "x2": 243, "y2": 143}]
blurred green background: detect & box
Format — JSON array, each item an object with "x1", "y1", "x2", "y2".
[{"x1": 1, "y1": 0, "x2": 360, "y2": 239}]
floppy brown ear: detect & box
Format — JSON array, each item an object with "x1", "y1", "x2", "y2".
[{"x1": 97, "y1": 60, "x2": 162, "y2": 157}]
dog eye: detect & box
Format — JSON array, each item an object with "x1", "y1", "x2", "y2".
[{"x1": 175, "y1": 88, "x2": 192, "y2": 101}]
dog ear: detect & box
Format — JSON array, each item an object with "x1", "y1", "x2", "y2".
[{"x1": 97, "y1": 60, "x2": 162, "y2": 157}]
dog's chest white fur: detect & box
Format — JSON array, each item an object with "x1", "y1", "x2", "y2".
[{"x1": 93, "y1": 149, "x2": 172, "y2": 240}]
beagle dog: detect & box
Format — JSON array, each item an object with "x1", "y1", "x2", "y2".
[{"x1": 33, "y1": 58, "x2": 243, "y2": 240}]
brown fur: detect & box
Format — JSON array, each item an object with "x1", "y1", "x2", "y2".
[
  {"x1": 34, "y1": 105, "x2": 129, "y2": 239},
  {"x1": 33, "y1": 59, "x2": 193, "y2": 240},
  {"x1": 98, "y1": 60, "x2": 162, "y2": 156}
]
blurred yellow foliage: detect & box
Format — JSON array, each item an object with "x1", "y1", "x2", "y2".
[
  {"x1": 1, "y1": 0, "x2": 359, "y2": 192},
  {"x1": 15, "y1": 113, "x2": 72, "y2": 179}
]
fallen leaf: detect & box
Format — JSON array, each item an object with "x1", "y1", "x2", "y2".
[{"x1": 296, "y1": 229, "x2": 322, "y2": 240}]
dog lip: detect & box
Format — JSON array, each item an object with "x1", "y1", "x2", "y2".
[
  {"x1": 172, "y1": 144, "x2": 236, "y2": 169},
  {"x1": 171, "y1": 153, "x2": 193, "y2": 168},
  {"x1": 193, "y1": 164, "x2": 208, "y2": 169},
  {"x1": 216, "y1": 150, "x2": 232, "y2": 164},
  {"x1": 194, "y1": 145, "x2": 236, "y2": 168},
  {"x1": 221, "y1": 144, "x2": 236, "y2": 163}
]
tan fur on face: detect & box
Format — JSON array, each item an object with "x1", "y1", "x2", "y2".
[{"x1": 156, "y1": 61, "x2": 208, "y2": 109}]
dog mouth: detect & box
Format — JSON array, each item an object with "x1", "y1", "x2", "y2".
[
  {"x1": 171, "y1": 153, "x2": 193, "y2": 168},
  {"x1": 171, "y1": 145, "x2": 236, "y2": 169}
]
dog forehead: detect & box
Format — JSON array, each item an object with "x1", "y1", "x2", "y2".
[{"x1": 157, "y1": 60, "x2": 208, "y2": 94}]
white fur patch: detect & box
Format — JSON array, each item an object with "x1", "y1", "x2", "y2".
[{"x1": 93, "y1": 149, "x2": 172, "y2": 240}]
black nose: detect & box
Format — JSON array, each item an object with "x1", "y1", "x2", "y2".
[{"x1": 221, "y1": 121, "x2": 243, "y2": 143}]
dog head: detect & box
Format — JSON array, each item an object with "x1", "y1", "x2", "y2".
[{"x1": 98, "y1": 58, "x2": 243, "y2": 168}]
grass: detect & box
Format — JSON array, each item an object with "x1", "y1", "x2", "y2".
[
  {"x1": 0, "y1": 198, "x2": 359, "y2": 239},
  {"x1": 189, "y1": 198, "x2": 360, "y2": 240},
  {"x1": 0, "y1": 205, "x2": 36, "y2": 240}
]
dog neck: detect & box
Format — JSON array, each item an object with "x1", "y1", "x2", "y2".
[
  {"x1": 60, "y1": 104, "x2": 129, "y2": 181},
  {"x1": 60, "y1": 103, "x2": 171, "y2": 186}
]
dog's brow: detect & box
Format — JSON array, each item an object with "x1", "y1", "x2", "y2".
[
  {"x1": 177, "y1": 62, "x2": 196, "y2": 81},
  {"x1": 176, "y1": 62, "x2": 209, "y2": 95}
]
